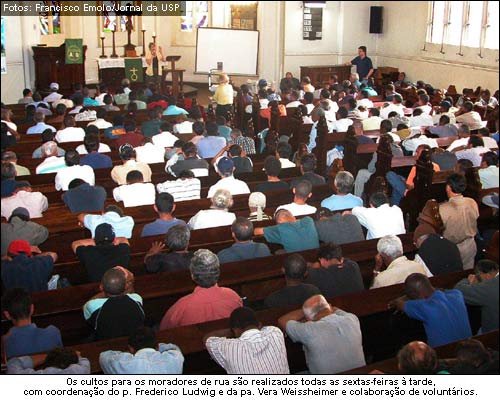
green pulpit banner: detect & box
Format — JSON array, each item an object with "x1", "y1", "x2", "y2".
[
  {"x1": 124, "y1": 58, "x2": 144, "y2": 83},
  {"x1": 65, "y1": 39, "x2": 83, "y2": 64}
]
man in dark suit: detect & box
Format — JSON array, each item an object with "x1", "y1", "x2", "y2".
[{"x1": 455, "y1": 260, "x2": 499, "y2": 333}]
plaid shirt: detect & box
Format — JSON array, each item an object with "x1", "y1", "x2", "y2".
[{"x1": 234, "y1": 136, "x2": 256, "y2": 155}]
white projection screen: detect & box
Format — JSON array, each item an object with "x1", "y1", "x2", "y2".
[{"x1": 195, "y1": 28, "x2": 259, "y2": 76}]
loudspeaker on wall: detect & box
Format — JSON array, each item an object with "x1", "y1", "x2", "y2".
[{"x1": 369, "y1": 6, "x2": 383, "y2": 34}]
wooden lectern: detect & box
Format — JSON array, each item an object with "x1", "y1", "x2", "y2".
[
  {"x1": 32, "y1": 44, "x2": 87, "y2": 95},
  {"x1": 163, "y1": 55, "x2": 185, "y2": 96}
]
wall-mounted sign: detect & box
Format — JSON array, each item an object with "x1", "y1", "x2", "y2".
[{"x1": 303, "y1": 7, "x2": 322, "y2": 41}]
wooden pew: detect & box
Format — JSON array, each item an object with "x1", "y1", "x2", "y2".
[
  {"x1": 27, "y1": 186, "x2": 333, "y2": 284},
  {"x1": 344, "y1": 330, "x2": 499, "y2": 374},
  {"x1": 32, "y1": 183, "x2": 332, "y2": 235},
  {"x1": 1, "y1": 233, "x2": 417, "y2": 345},
  {"x1": 63, "y1": 270, "x2": 471, "y2": 374}
]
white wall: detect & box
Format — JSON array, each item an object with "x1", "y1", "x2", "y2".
[
  {"x1": 377, "y1": 1, "x2": 499, "y2": 90},
  {"x1": 1, "y1": 16, "x2": 36, "y2": 104},
  {"x1": 2, "y1": 1, "x2": 498, "y2": 105},
  {"x1": 283, "y1": 1, "x2": 379, "y2": 78}
]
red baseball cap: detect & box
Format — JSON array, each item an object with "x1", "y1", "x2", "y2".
[{"x1": 7, "y1": 240, "x2": 32, "y2": 256}]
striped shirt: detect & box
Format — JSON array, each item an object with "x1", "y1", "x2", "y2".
[
  {"x1": 206, "y1": 327, "x2": 290, "y2": 374},
  {"x1": 233, "y1": 136, "x2": 256, "y2": 155},
  {"x1": 157, "y1": 178, "x2": 201, "y2": 202}
]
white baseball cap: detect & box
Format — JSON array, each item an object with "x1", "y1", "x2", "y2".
[{"x1": 50, "y1": 82, "x2": 59, "y2": 90}]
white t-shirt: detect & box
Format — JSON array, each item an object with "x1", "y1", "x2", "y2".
[
  {"x1": 352, "y1": 204, "x2": 406, "y2": 240},
  {"x1": 54, "y1": 165, "x2": 95, "y2": 191},
  {"x1": 331, "y1": 118, "x2": 353, "y2": 133},
  {"x1": 75, "y1": 143, "x2": 111, "y2": 155},
  {"x1": 275, "y1": 202, "x2": 317, "y2": 217},
  {"x1": 134, "y1": 143, "x2": 166, "y2": 164},
  {"x1": 43, "y1": 92, "x2": 63, "y2": 103},
  {"x1": 152, "y1": 131, "x2": 179, "y2": 148},
  {"x1": 362, "y1": 116, "x2": 382, "y2": 131},
  {"x1": 416, "y1": 105, "x2": 433, "y2": 115},
  {"x1": 2, "y1": 120, "x2": 17, "y2": 131},
  {"x1": 380, "y1": 103, "x2": 405, "y2": 119},
  {"x1": 259, "y1": 99, "x2": 269, "y2": 109},
  {"x1": 358, "y1": 98, "x2": 374, "y2": 109},
  {"x1": 402, "y1": 136, "x2": 438, "y2": 154},
  {"x1": 188, "y1": 209, "x2": 236, "y2": 230},
  {"x1": 280, "y1": 158, "x2": 296, "y2": 169},
  {"x1": 446, "y1": 137, "x2": 469, "y2": 152},
  {"x1": 87, "y1": 118, "x2": 112, "y2": 129},
  {"x1": 482, "y1": 136, "x2": 499, "y2": 149},
  {"x1": 377, "y1": 132, "x2": 402, "y2": 144},
  {"x1": 207, "y1": 176, "x2": 250, "y2": 199},
  {"x1": 286, "y1": 101, "x2": 302, "y2": 108},
  {"x1": 409, "y1": 114, "x2": 434, "y2": 128},
  {"x1": 55, "y1": 127, "x2": 86, "y2": 143},
  {"x1": 173, "y1": 121, "x2": 194, "y2": 134},
  {"x1": 113, "y1": 182, "x2": 156, "y2": 207}
]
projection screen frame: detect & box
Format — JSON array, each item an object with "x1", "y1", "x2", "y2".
[{"x1": 195, "y1": 27, "x2": 260, "y2": 76}]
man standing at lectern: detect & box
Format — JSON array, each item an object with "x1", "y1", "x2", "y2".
[
  {"x1": 346, "y1": 46, "x2": 374, "y2": 84},
  {"x1": 146, "y1": 42, "x2": 166, "y2": 85}
]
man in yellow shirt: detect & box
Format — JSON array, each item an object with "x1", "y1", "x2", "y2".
[{"x1": 213, "y1": 74, "x2": 234, "y2": 118}]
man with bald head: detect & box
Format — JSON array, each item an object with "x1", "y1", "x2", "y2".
[
  {"x1": 254, "y1": 209, "x2": 319, "y2": 253},
  {"x1": 83, "y1": 267, "x2": 144, "y2": 340},
  {"x1": 390, "y1": 273, "x2": 472, "y2": 347},
  {"x1": 278, "y1": 295, "x2": 365, "y2": 374},
  {"x1": 397, "y1": 341, "x2": 438, "y2": 374}
]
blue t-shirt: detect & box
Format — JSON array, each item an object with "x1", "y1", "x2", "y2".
[
  {"x1": 104, "y1": 125, "x2": 125, "y2": 139},
  {"x1": 263, "y1": 217, "x2": 319, "y2": 253},
  {"x1": 141, "y1": 218, "x2": 187, "y2": 238},
  {"x1": 321, "y1": 193, "x2": 363, "y2": 212},
  {"x1": 351, "y1": 56, "x2": 374, "y2": 80},
  {"x1": 62, "y1": 183, "x2": 107, "y2": 213},
  {"x1": 1, "y1": 179, "x2": 16, "y2": 198},
  {"x1": 217, "y1": 125, "x2": 232, "y2": 142},
  {"x1": 197, "y1": 136, "x2": 227, "y2": 159},
  {"x1": 217, "y1": 242, "x2": 271, "y2": 264},
  {"x1": 80, "y1": 152, "x2": 113, "y2": 169},
  {"x1": 162, "y1": 105, "x2": 189, "y2": 116},
  {"x1": 1, "y1": 254, "x2": 54, "y2": 293},
  {"x1": 361, "y1": 87, "x2": 378, "y2": 97},
  {"x1": 405, "y1": 290, "x2": 472, "y2": 347},
  {"x1": 4, "y1": 323, "x2": 63, "y2": 359},
  {"x1": 83, "y1": 97, "x2": 100, "y2": 106}
]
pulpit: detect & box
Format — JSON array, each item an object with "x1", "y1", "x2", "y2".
[
  {"x1": 163, "y1": 56, "x2": 184, "y2": 96},
  {"x1": 32, "y1": 44, "x2": 87, "y2": 95},
  {"x1": 300, "y1": 65, "x2": 351, "y2": 89}
]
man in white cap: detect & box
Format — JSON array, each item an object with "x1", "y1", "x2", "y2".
[
  {"x1": 43, "y1": 83, "x2": 63, "y2": 103},
  {"x1": 248, "y1": 192, "x2": 271, "y2": 222}
]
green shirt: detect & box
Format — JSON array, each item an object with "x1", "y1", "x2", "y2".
[
  {"x1": 141, "y1": 119, "x2": 163, "y2": 137},
  {"x1": 263, "y1": 217, "x2": 319, "y2": 253},
  {"x1": 15, "y1": 164, "x2": 31, "y2": 176},
  {"x1": 114, "y1": 93, "x2": 129, "y2": 105}
]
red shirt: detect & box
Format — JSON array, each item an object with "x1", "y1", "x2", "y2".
[
  {"x1": 115, "y1": 132, "x2": 144, "y2": 149},
  {"x1": 160, "y1": 284, "x2": 242, "y2": 330}
]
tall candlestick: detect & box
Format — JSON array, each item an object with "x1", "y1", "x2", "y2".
[
  {"x1": 99, "y1": 36, "x2": 107, "y2": 58},
  {"x1": 141, "y1": 29, "x2": 146, "y2": 57},
  {"x1": 110, "y1": 29, "x2": 118, "y2": 58}
]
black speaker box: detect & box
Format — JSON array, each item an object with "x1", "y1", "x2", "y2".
[{"x1": 370, "y1": 6, "x2": 383, "y2": 34}]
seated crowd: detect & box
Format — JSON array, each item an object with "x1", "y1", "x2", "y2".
[{"x1": 0, "y1": 74, "x2": 498, "y2": 375}]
